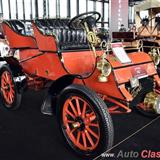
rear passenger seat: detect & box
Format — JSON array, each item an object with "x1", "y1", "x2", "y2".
[
  {"x1": 35, "y1": 19, "x2": 89, "y2": 50},
  {"x1": 5, "y1": 20, "x2": 26, "y2": 35},
  {"x1": 5, "y1": 20, "x2": 33, "y2": 36}
]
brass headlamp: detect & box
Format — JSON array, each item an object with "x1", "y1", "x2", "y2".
[
  {"x1": 144, "y1": 92, "x2": 160, "y2": 114},
  {"x1": 97, "y1": 53, "x2": 112, "y2": 82}
]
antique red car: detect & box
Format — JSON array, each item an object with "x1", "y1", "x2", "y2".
[{"x1": 0, "y1": 12, "x2": 160, "y2": 158}]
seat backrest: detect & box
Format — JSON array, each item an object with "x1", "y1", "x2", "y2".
[
  {"x1": 32, "y1": 21, "x2": 57, "y2": 52},
  {"x1": 2, "y1": 20, "x2": 37, "y2": 49},
  {"x1": 6, "y1": 20, "x2": 26, "y2": 34},
  {"x1": 35, "y1": 19, "x2": 89, "y2": 51}
]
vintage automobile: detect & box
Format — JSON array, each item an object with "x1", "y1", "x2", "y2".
[
  {"x1": 137, "y1": 15, "x2": 160, "y2": 75},
  {"x1": 134, "y1": 3, "x2": 160, "y2": 75},
  {"x1": 0, "y1": 11, "x2": 160, "y2": 158}
]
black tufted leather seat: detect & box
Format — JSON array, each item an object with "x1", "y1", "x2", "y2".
[
  {"x1": 5, "y1": 20, "x2": 26, "y2": 35},
  {"x1": 35, "y1": 19, "x2": 89, "y2": 50}
]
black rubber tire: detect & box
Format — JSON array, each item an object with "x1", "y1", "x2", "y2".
[
  {"x1": 56, "y1": 84, "x2": 114, "y2": 158},
  {"x1": 0, "y1": 65, "x2": 22, "y2": 110}
]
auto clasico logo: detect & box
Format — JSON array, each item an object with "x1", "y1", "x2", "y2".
[{"x1": 101, "y1": 150, "x2": 160, "y2": 159}]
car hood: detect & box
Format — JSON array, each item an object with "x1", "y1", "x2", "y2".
[{"x1": 107, "y1": 52, "x2": 157, "y2": 84}]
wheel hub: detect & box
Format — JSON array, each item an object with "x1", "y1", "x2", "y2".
[
  {"x1": 72, "y1": 117, "x2": 85, "y2": 131},
  {"x1": 6, "y1": 84, "x2": 10, "y2": 91}
]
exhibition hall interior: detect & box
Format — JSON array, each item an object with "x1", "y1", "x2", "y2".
[{"x1": 0, "y1": 0, "x2": 160, "y2": 160}]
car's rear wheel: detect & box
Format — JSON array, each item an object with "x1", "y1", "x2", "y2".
[
  {"x1": 57, "y1": 84, "x2": 113, "y2": 158},
  {"x1": 0, "y1": 65, "x2": 22, "y2": 110}
]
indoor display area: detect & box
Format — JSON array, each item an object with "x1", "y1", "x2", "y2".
[{"x1": 0, "y1": 0, "x2": 160, "y2": 160}]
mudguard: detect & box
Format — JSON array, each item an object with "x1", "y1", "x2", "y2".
[
  {"x1": 0, "y1": 56, "x2": 23, "y2": 76},
  {"x1": 0, "y1": 60, "x2": 7, "y2": 68},
  {"x1": 0, "y1": 57, "x2": 26, "y2": 93},
  {"x1": 41, "y1": 75, "x2": 77, "y2": 116}
]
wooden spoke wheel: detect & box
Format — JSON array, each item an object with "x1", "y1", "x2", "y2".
[
  {"x1": 57, "y1": 84, "x2": 114, "y2": 158},
  {"x1": 63, "y1": 96, "x2": 100, "y2": 151},
  {"x1": 0, "y1": 65, "x2": 21, "y2": 110}
]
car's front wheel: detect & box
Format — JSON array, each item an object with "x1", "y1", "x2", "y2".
[{"x1": 56, "y1": 84, "x2": 114, "y2": 158}]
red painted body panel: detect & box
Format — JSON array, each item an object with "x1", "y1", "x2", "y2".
[
  {"x1": 32, "y1": 23, "x2": 57, "y2": 52},
  {"x1": 20, "y1": 50, "x2": 66, "y2": 80},
  {"x1": 2, "y1": 23, "x2": 37, "y2": 49},
  {"x1": 82, "y1": 72, "x2": 124, "y2": 100},
  {"x1": 107, "y1": 52, "x2": 152, "y2": 68},
  {"x1": 62, "y1": 50, "x2": 102, "y2": 75},
  {"x1": 114, "y1": 63, "x2": 156, "y2": 84}
]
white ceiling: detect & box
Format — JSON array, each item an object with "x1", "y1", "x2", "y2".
[{"x1": 135, "y1": 0, "x2": 160, "y2": 11}]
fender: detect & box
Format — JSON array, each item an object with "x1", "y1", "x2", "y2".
[
  {"x1": 41, "y1": 74, "x2": 77, "y2": 115},
  {"x1": 0, "y1": 58, "x2": 7, "y2": 68},
  {"x1": 48, "y1": 74, "x2": 76, "y2": 96},
  {"x1": 0, "y1": 57, "x2": 26, "y2": 93}
]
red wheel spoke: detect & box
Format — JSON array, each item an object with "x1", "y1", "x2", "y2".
[
  {"x1": 9, "y1": 91, "x2": 14, "y2": 100},
  {"x1": 8, "y1": 94, "x2": 12, "y2": 103},
  {"x1": 3, "y1": 91, "x2": 8, "y2": 100},
  {"x1": 10, "y1": 84, "x2": 14, "y2": 88},
  {"x1": 66, "y1": 109, "x2": 76, "y2": 119},
  {"x1": 85, "y1": 130, "x2": 94, "y2": 147},
  {"x1": 76, "y1": 98, "x2": 81, "y2": 116},
  {"x1": 86, "y1": 127, "x2": 99, "y2": 140},
  {"x1": 69, "y1": 100, "x2": 78, "y2": 116},
  {"x1": 10, "y1": 88, "x2": 15, "y2": 95},
  {"x1": 89, "y1": 115, "x2": 96, "y2": 122},
  {"x1": 4, "y1": 72, "x2": 9, "y2": 82},
  {"x1": 88, "y1": 111, "x2": 96, "y2": 122},
  {"x1": 2, "y1": 74, "x2": 7, "y2": 83},
  {"x1": 82, "y1": 132, "x2": 87, "y2": 148},
  {"x1": 89, "y1": 122, "x2": 99, "y2": 128},
  {"x1": 1, "y1": 86, "x2": 7, "y2": 90},
  {"x1": 76, "y1": 131, "x2": 81, "y2": 144},
  {"x1": 1, "y1": 78, "x2": 7, "y2": 85},
  {"x1": 69, "y1": 128, "x2": 76, "y2": 135},
  {"x1": 82, "y1": 102, "x2": 87, "y2": 118},
  {"x1": 6, "y1": 92, "x2": 10, "y2": 103},
  {"x1": 66, "y1": 120, "x2": 75, "y2": 124},
  {"x1": 89, "y1": 111, "x2": 96, "y2": 117},
  {"x1": 5, "y1": 91, "x2": 9, "y2": 98},
  {"x1": 9, "y1": 92, "x2": 13, "y2": 100}
]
